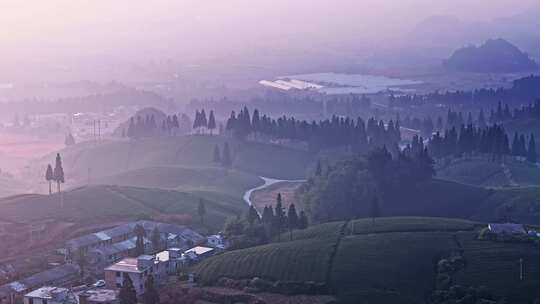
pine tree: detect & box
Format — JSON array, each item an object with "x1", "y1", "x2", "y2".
[
  {"x1": 198, "y1": 199, "x2": 206, "y2": 226},
  {"x1": 512, "y1": 132, "x2": 520, "y2": 156},
  {"x1": 315, "y1": 160, "x2": 322, "y2": 176},
  {"x1": 119, "y1": 275, "x2": 137, "y2": 304},
  {"x1": 150, "y1": 227, "x2": 161, "y2": 252},
  {"x1": 298, "y1": 211, "x2": 308, "y2": 229},
  {"x1": 370, "y1": 198, "x2": 381, "y2": 221},
  {"x1": 200, "y1": 109, "x2": 208, "y2": 133},
  {"x1": 287, "y1": 204, "x2": 299, "y2": 229},
  {"x1": 247, "y1": 205, "x2": 259, "y2": 227},
  {"x1": 207, "y1": 110, "x2": 216, "y2": 135},
  {"x1": 213, "y1": 144, "x2": 221, "y2": 163},
  {"x1": 134, "y1": 224, "x2": 145, "y2": 256},
  {"x1": 53, "y1": 153, "x2": 65, "y2": 193},
  {"x1": 528, "y1": 134, "x2": 537, "y2": 163},
  {"x1": 274, "y1": 193, "x2": 285, "y2": 240},
  {"x1": 64, "y1": 133, "x2": 75, "y2": 146},
  {"x1": 222, "y1": 142, "x2": 232, "y2": 167},
  {"x1": 142, "y1": 275, "x2": 159, "y2": 304},
  {"x1": 45, "y1": 164, "x2": 53, "y2": 195}
]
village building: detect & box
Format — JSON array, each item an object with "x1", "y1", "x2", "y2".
[
  {"x1": 23, "y1": 287, "x2": 77, "y2": 304},
  {"x1": 0, "y1": 265, "x2": 79, "y2": 304},
  {"x1": 65, "y1": 220, "x2": 205, "y2": 262},
  {"x1": 181, "y1": 246, "x2": 215, "y2": 263},
  {"x1": 104, "y1": 255, "x2": 167, "y2": 296}
]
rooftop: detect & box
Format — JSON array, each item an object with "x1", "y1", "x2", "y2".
[
  {"x1": 25, "y1": 286, "x2": 69, "y2": 299},
  {"x1": 185, "y1": 246, "x2": 214, "y2": 256},
  {"x1": 104, "y1": 258, "x2": 141, "y2": 273},
  {"x1": 67, "y1": 220, "x2": 204, "y2": 250}
]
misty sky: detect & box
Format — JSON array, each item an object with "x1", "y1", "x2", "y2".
[{"x1": 0, "y1": 0, "x2": 538, "y2": 61}]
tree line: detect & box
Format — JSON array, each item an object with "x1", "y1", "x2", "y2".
[
  {"x1": 223, "y1": 107, "x2": 401, "y2": 153},
  {"x1": 125, "y1": 113, "x2": 191, "y2": 139},
  {"x1": 389, "y1": 75, "x2": 540, "y2": 108},
  {"x1": 223, "y1": 196, "x2": 309, "y2": 249},
  {"x1": 428, "y1": 124, "x2": 537, "y2": 162}
]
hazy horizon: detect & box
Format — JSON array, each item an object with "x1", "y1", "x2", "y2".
[{"x1": 1, "y1": 0, "x2": 538, "y2": 62}]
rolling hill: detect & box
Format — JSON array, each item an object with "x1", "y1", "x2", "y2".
[
  {"x1": 444, "y1": 38, "x2": 538, "y2": 73},
  {"x1": 194, "y1": 217, "x2": 540, "y2": 304},
  {"x1": 0, "y1": 184, "x2": 246, "y2": 231},
  {"x1": 29, "y1": 135, "x2": 313, "y2": 190},
  {"x1": 94, "y1": 166, "x2": 262, "y2": 198}
]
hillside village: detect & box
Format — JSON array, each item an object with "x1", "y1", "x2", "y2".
[{"x1": 0, "y1": 220, "x2": 225, "y2": 304}]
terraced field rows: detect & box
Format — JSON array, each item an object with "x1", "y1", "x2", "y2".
[{"x1": 455, "y1": 231, "x2": 540, "y2": 302}]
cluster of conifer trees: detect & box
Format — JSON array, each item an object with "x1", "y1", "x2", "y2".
[
  {"x1": 259, "y1": 195, "x2": 308, "y2": 241},
  {"x1": 224, "y1": 107, "x2": 401, "y2": 152},
  {"x1": 390, "y1": 75, "x2": 540, "y2": 108},
  {"x1": 193, "y1": 109, "x2": 217, "y2": 134},
  {"x1": 428, "y1": 124, "x2": 537, "y2": 162},
  {"x1": 125, "y1": 113, "x2": 191, "y2": 139}
]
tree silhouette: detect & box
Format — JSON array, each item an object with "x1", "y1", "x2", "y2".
[
  {"x1": 64, "y1": 133, "x2": 75, "y2": 146},
  {"x1": 45, "y1": 164, "x2": 53, "y2": 195},
  {"x1": 208, "y1": 110, "x2": 216, "y2": 135},
  {"x1": 298, "y1": 211, "x2": 308, "y2": 229},
  {"x1": 213, "y1": 144, "x2": 221, "y2": 163},
  {"x1": 198, "y1": 199, "x2": 206, "y2": 226},
  {"x1": 370, "y1": 198, "x2": 381, "y2": 222},
  {"x1": 134, "y1": 224, "x2": 145, "y2": 256},
  {"x1": 222, "y1": 142, "x2": 232, "y2": 167},
  {"x1": 53, "y1": 153, "x2": 65, "y2": 193},
  {"x1": 119, "y1": 275, "x2": 137, "y2": 304},
  {"x1": 76, "y1": 249, "x2": 87, "y2": 281},
  {"x1": 150, "y1": 227, "x2": 161, "y2": 252},
  {"x1": 142, "y1": 275, "x2": 160, "y2": 304},
  {"x1": 247, "y1": 205, "x2": 259, "y2": 227},
  {"x1": 528, "y1": 134, "x2": 537, "y2": 163}
]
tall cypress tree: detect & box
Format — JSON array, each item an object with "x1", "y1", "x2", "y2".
[
  {"x1": 45, "y1": 164, "x2": 53, "y2": 195},
  {"x1": 222, "y1": 142, "x2": 232, "y2": 167},
  {"x1": 143, "y1": 275, "x2": 159, "y2": 304},
  {"x1": 53, "y1": 153, "x2": 65, "y2": 193},
  {"x1": 119, "y1": 275, "x2": 137, "y2": 304},
  {"x1": 213, "y1": 144, "x2": 221, "y2": 163},
  {"x1": 528, "y1": 134, "x2": 537, "y2": 163},
  {"x1": 134, "y1": 224, "x2": 145, "y2": 256},
  {"x1": 207, "y1": 110, "x2": 216, "y2": 135},
  {"x1": 198, "y1": 199, "x2": 206, "y2": 226}
]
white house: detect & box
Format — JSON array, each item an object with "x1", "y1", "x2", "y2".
[{"x1": 104, "y1": 255, "x2": 167, "y2": 296}]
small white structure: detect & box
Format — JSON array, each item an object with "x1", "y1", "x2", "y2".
[
  {"x1": 24, "y1": 287, "x2": 77, "y2": 304},
  {"x1": 488, "y1": 223, "x2": 526, "y2": 235}
]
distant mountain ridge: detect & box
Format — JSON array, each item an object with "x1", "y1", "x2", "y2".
[{"x1": 444, "y1": 38, "x2": 538, "y2": 73}]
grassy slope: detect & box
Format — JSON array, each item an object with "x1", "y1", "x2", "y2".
[
  {"x1": 0, "y1": 185, "x2": 246, "y2": 231},
  {"x1": 436, "y1": 157, "x2": 540, "y2": 187},
  {"x1": 34, "y1": 135, "x2": 313, "y2": 184},
  {"x1": 194, "y1": 217, "x2": 540, "y2": 304},
  {"x1": 94, "y1": 166, "x2": 262, "y2": 198}
]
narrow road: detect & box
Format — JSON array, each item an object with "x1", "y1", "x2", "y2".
[{"x1": 242, "y1": 176, "x2": 306, "y2": 207}]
